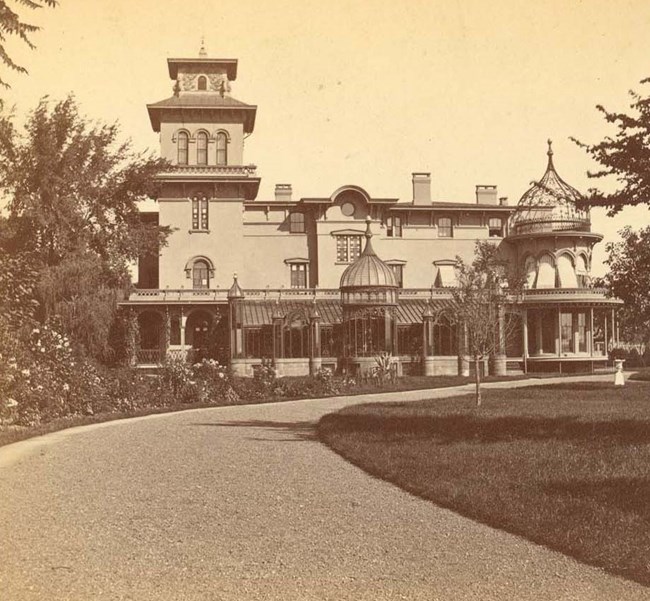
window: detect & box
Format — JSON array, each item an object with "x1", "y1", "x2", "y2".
[
  {"x1": 192, "y1": 260, "x2": 210, "y2": 289},
  {"x1": 389, "y1": 264, "x2": 403, "y2": 287},
  {"x1": 488, "y1": 217, "x2": 503, "y2": 237},
  {"x1": 289, "y1": 212, "x2": 305, "y2": 233},
  {"x1": 576, "y1": 255, "x2": 589, "y2": 288},
  {"x1": 437, "y1": 217, "x2": 453, "y2": 238},
  {"x1": 537, "y1": 254, "x2": 556, "y2": 288},
  {"x1": 524, "y1": 256, "x2": 537, "y2": 288},
  {"x1": 387, "y1": 215, "x2": 402, "y2": 237},
  {"x1": 557, "y1": 254, "x2": 578, "y2": 288},
  {"x1": 577, "y1": 312, "x2": 587, "y2": 353},
  {"x1": 192, "y1": 195, "x2": 209, "y2": 230},
  {"x1": 196, "y1": 131, "x2": 208, "y2": 165},
  {"x1": 336, "y1": 235, "x2": 362, "y2": 263},
  {"x1": 216, "y1": 132, "x2": 228, "y2": 166},
  {"x1": 177, "y1": 131, "x2": 189, "y2": 165},
  {"x1": 434, "y1": 263, "x2": 457, "y2": 287},
  {"x1": 197, "y1": 75, "x2": 207, "y2": 91},
  {"x1": 290, "y1": 263, "x2": 307, "y2": 288}
]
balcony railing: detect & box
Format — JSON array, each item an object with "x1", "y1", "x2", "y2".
[
  {"x1": 510, "y1": 218, "x2": 591, "y2": 236},
  {"x1": 127, "y1": 288, "x2": 342, "y2": 302},
  {"x1": 157, "y1": 164, "x2": 258, "y2": 177}
]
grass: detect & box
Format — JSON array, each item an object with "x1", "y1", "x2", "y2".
[{"x1": 317, "y1": 381, "x2": 650, "y2": 586}]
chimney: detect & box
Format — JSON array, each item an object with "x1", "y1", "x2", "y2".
[
  {"x1": 412, "y1": 172, "x2": 431, "y2": 205},
  {"x1": 275, "y1": 184, "x2": 292, "y2": 202},
  {"x1": 499, "y1": 196, "x2": 508, "y2": 206},
  {"x1": 476, "y1": 185, "x2": 497, "y2": 205}
]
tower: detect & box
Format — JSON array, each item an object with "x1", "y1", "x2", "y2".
[{"x1": 146, "y1": 48, "x2": 260, "y2": 289}]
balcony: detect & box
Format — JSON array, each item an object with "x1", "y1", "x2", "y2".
[
  {"x1": 126, "y1": 288, "x2": 342, "y2": 304},
  {"x1": 522, "y1": 287, "x2": 622, "y2": 305},
  {"x1": 157, "y1": 164, "x2": 258, "y2": 177},
  {"x1": 509, "y1": 218, "x2": 592, "y2": 237}
]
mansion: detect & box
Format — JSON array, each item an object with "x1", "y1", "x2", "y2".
[{"x1": 122, "y1": 51, "x2": 622, "y2": 377}]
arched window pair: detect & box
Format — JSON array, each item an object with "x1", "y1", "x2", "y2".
[
  {"x1": 176, "y1": 131, "x2": 228, "y2": 166},
  {"x1": 525, "y1": 253, "x2": 589, "y2": 290}
]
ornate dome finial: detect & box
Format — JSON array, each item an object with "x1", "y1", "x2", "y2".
[
  {"x1": 228, "y1": 272, "x2": 244, "y2": 299},
  {"x1": 547, "y1": 139, "x2": 555, "y2": 170},
  {"x1": 199, "y1": 36, "x2": 207, "y2": 58},
  {"x1": 365, "y1": 216, "x2": 373, "y2": 239}
]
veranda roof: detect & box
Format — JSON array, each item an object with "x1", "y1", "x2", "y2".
[{"x1": 240, "y1": 299, "x2": 457, "y2": 327}]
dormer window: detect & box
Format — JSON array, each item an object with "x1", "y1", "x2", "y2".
[
  {"x1": 216, "y1": 132, "x2": 228, "y2": 166},
  {"x1": 197, "y1": 76, "x2": 207, "y2": 91},
  {"x1": 177, "y1": 131, "x2": 189, "y2": 165},
  {"x1": 437, "y1": 217, "x2": 453, "y2": 238},
  {"x1": 197, "y1": 131, "x2": 208, "y2": 165}
]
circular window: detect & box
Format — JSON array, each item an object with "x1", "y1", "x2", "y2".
[{"x1": 341, "y1": 202, "x2": 356, "y2": 217}]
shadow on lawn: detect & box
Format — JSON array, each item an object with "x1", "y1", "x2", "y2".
[
  {"x1": 318, "y1": 413, "x2": 650, "y2": 445},
  {"x1": 190, "y1": 419, "x2": 317, "y2": 442},
  {"x1": 544, "y1": 477, "x2": 650, "y2": 517}
]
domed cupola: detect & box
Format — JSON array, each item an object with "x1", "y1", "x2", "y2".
[
  {"x1": 340, "y1": 218, "x2": 397, "y2": 305},
  {"x1": 509, "y1": 140, "x2": 590, "y2": 236}
]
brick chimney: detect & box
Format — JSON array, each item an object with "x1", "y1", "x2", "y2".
[
  {"x1": 476, "y1": 185, "x2": 497, "y2": 205},
  {"x1": 412, "y1": 172, "x2": 431, "y2": 205},
  {"x1": 275, "y1": 184, "x2": 292, "y2": 202}
]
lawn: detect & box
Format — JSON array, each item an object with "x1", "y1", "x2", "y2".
[{"x1": 317, "y1": 381, "x2": 650, "y2": 586}]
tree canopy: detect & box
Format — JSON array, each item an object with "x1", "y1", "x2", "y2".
[
  {"x1": 451, "y1": 241, "x2": 524, "y2": 406},
  {"x1": 599, "y1": 226, "x2": 650, "y2": 344},
  {"x1": 0, "y1": 96, "x2": 171, "y2": 360},
  {"x1": 0, "y1": 0, "x2": 57, "y2": 87},
  {"x1": 573, "y1": 78, "x2": 650, "y2": 215}
]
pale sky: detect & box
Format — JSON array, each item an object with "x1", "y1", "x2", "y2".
[{"x1": 3, "y1": 0, "x2": 650, "y2": 276}]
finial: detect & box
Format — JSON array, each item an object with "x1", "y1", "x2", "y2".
[
  {"x1": 546, "y1": 139, "x2": 555, "y2": 171},
  {"x1": 199, "y1": 36, "x2": 207, "y2": 57},
  {"x1": 365, "y1": 216, "x2": 373, "y2": 239}
]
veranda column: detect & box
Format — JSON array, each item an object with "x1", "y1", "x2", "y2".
[
  {"x1": 491, "y1": 304, "x2": 507, "y2": 376},
  {"x1": 227, "y1": 274, "x2": 245, "y2": 362},
  {"x1": 522, "y1": 308, "x2": 529, "y2": 374},
  {"x1": 422, "y1": 304, "x2": 435, "y2": 376},
  {"x1": 309, "y1": 304, "x2": 322, "y2": 376},
  {"x1": 272, "y1": 303, "x2": 284, "y2": 364},
  {"x1": 458, "y1": 322, "x2": 470, "y2": 377}
]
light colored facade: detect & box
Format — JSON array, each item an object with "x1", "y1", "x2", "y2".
[{"x1": 122, "y1": 52, "x2": 622, "y2": 377}]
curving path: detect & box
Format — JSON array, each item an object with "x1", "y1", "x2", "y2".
[{"x1": 1, "y1": 375, "x2": 647, "y2": 600}]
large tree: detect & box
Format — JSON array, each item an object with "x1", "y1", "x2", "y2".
[
  {"x1": 0, "y1": 96, "x2": 170, "y2": 360},
  {"x1": 599, "y1": 226, "x2": 650, "y2": 345},
  {"x1": 573, "y1": 78, "x2": 650, "y2": 215},
  {"x1": 450, "y1": 241, "x2": 524, "y2": 406},
  {"x1": 0, "y1": 0, "x2": 57, "y2": 87}
]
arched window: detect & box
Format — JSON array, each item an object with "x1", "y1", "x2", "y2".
[
  {"x1": 524, "y1": 255, "x2": 537, "y2": 289},
  {"x1": 216, "y1": 132, "x2": 228, "y2": 166},
  {"x1": 197, "y1": 131, "x2": 208, "y2": 165},
  {"x1": 177, "y1": 131, "x2": 189, "y2": 165},
  {"x1": 536, "y1": 254, "x2": 556, "y2": 288},
  {"x1": 289, "y1": 212, "x2": 305, "y2": 233},
  {"x1": 576, "y1": 254, "x2": 589, "y2": 287},
  {"x1": 557, "y1": 254, "x2": 578, "y2": 288},
  {"x1": 192, "y1": 259, "x2": 210, "y2": 289},
  {"x1": 197, "y1": 76, "x2": 207, "y2": 91}
]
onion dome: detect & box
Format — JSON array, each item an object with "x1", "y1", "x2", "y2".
[
  {"x1": 227, "y1": 273, "x2": 244, "y2": 299},
  {"x1": 340, "y1": 219, "x2": 397, "y2": 305},
  {"x1": 510, "y1": 140, "x2": 588, "y2": 232}
]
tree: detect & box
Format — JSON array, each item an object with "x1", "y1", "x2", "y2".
[
  {"x1": 0, "y1": 96, "x2": 171, "y2": 360},
  {"x1": 599, "y1": 226, "x2": 650, "y2": 345},
  {"x1": 450, "y1": 241, "x2": 524, "y2": 407},
  {"x1": 573, "y1": 78, "x2": 650, "y2": 215},
  {"x1": 0, "y1": 0, "x2": 57, "y2": 87}
]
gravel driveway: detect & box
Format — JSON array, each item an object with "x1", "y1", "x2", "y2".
[{"x1": 1, "y1": 375, "x2": 647, "y2": 600}]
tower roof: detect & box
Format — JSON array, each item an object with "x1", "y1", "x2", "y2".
[
  {"x1": 340, "y1": 219, "x2": 397, "y2": 290},
  {"x1": 167, "y1": 58, "x2": 238, "y2": 81},
  {"x1": 511, "y1": 140, "x2": 588, "y2": 225}
]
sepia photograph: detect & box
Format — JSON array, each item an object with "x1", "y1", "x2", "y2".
[{"x1": 0, "y1": 1, "x2": 649, "y2": 599}]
